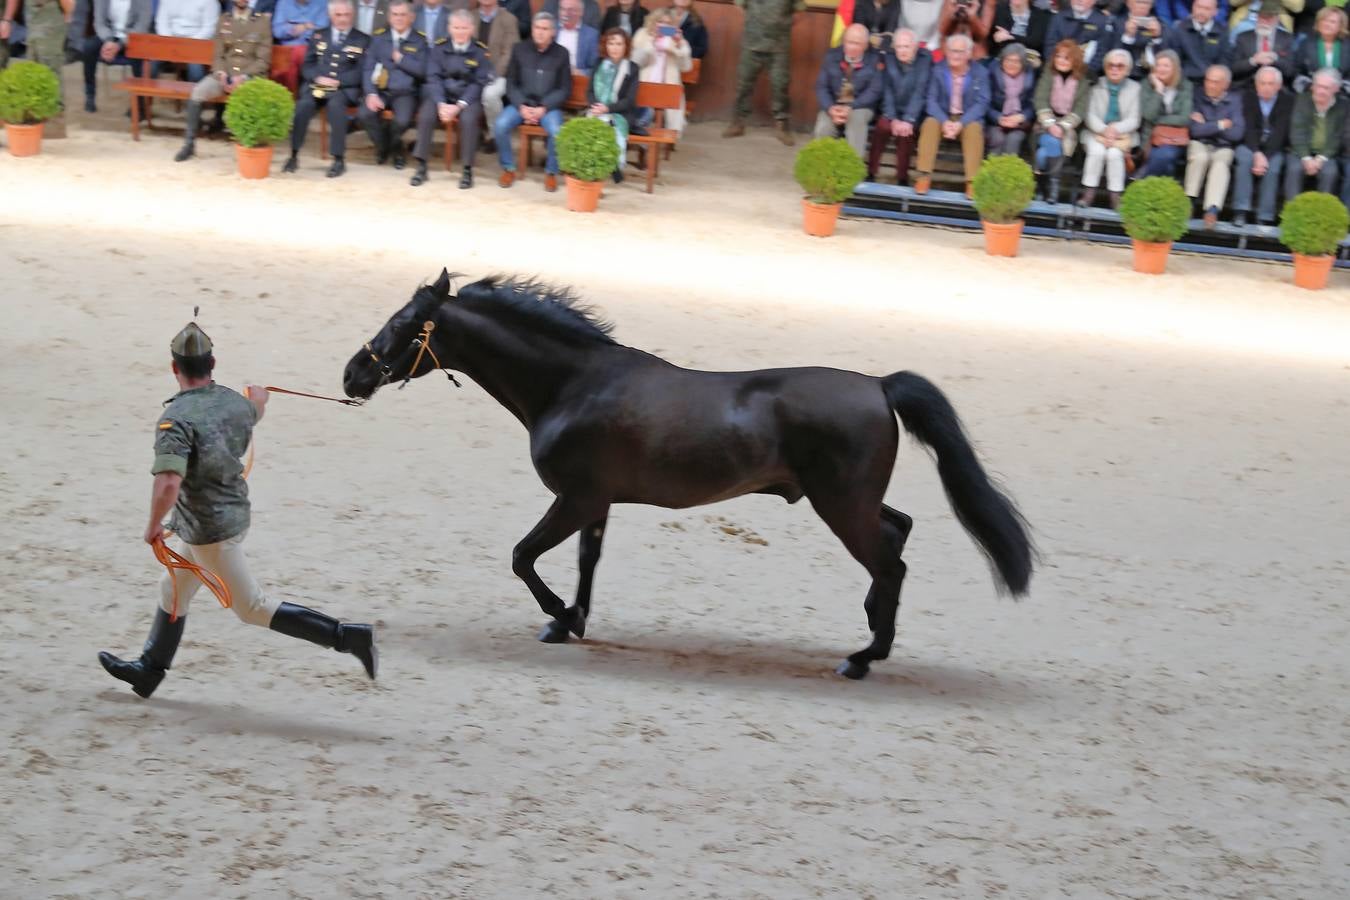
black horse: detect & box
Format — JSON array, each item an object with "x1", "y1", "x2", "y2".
[{"x1": 343, "y1": 272, "x2": 1032, "y2": 679}]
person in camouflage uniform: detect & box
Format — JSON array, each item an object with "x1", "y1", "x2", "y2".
[
  {"x1": 723, "y1": 0, "x2": 801, "y2": 145},
  {"x1": 1, "y1": 0, "x2": 71, "y2": 135},
  {"x1": 98, "y1": 322, "x2": 378, "y2": 699}
]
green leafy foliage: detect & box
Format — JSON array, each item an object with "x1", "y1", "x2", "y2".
[
  {"x1": 223, "y1": 79, "x2": 295, "y2": 148},
  {"x1": 0, "y1": 61, "x2": 61, "y2": 125},
  {"x1": 794, "y1": 137, "x2": 866, "y2": 205},
  {"x1": 556, "y1": 117, "x2": 622, "y2": 182},
  {"x1": 1279, "y1": 192, "x2": 1349, "y2": 257},
  {"x1": 972, "y1": 155, "x2": 1035, "y2": 224},
  {"x1": 1118, "y1": 176, "x2": 1191, "y2": 243}
]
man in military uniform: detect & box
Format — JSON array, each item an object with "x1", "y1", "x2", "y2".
[
  {"x1": 98, "y1": 322, "x2": 377, "y2": 700},
  {"x1": 282, "y1": 0, "x2": 371, "y2": 177},
  {"x1": 723, "y1": 0, "x2": 802, "y2": 146},
  {"x1": 175, "y1": 0, "x2": 274, "y2": 162},
  {"x1": 1, "y1": 0, "x2": 73, "y2": 136},
  {"x1": 412, "y1": 7, "x2": 491, "y2": 187},
  {"x1": 359, "y1": 0, "x2": 426, "y2": 172}
]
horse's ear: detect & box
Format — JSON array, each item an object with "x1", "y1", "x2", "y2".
[{"x1": 432, "y1": 269, "x2": 451, "y2": 298}]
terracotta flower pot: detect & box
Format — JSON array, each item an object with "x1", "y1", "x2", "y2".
[
  {"x1": 1291, "y1": 253, "x2": 1334, "y2": 291},
  {"x1": 5, "y1": 122, "x2": 44, "y2": 157},
  {"x1": 235, "y1": 143, "x2": 274, "y2": 179},
  {"x1": 565, "y1": 175, "x2": 603, "y2": 212},
  {"x1": 802, "y1": 199, "x2": 842, "y2": 237},
  {"x1": 1131, "y1": 239, "x2": 1172, "y2": 275},
  {"x1": 981, "y1": 220, "x2": 1024, "y2": 257}
]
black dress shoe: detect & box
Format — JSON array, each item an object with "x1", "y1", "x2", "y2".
[
  {"x1": 459, "y1": 167, "x2": 473, "y2": 189},
  {"x1": 410, "y1": 161, "x2": 428, "y2": 186},
  {"x1": 282, "y1": 154, "x2": 299, "y2": 173},
  {"x1": 326, "y1": 157, "x2": 346, "y2": 178},
  {"x1": 174, "y1": 142, "x2": 195, "y2": 162},
  {"x1": 84, "y1": 95, "x2": 97, "y2": 113},
  {"x1": 376, "y1": 147, "x2": 390, "y2": 165},
  {"x1": 483, "y1": 136, "x2": 496, "y2": 154},
  {"x1": 612, "y1": 168, "x2": 624, "y2": 184},
  {"x1": 392, "y1": 151, "x2": 406, "y2": 170}
]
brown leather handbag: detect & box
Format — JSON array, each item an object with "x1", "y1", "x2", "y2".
[{"x1": 1150, "y1": 124, "x2": 1190, "y2": 147}]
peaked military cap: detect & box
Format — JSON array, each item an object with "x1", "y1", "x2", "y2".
[{"x1": 171, "y1": 322, "x2": 214, "y2": 358}]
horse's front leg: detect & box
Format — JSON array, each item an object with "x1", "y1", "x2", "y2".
[
  {"x1": 511, "y1": 495, "x2": 605, "y2": 644},
  {"x1": 567, "y1": 513, "x2": 610, "y2": 640}
]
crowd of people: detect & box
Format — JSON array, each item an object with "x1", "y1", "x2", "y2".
[{"x1": 816, "y1": 0, "x2": 1350, "y2": 226}]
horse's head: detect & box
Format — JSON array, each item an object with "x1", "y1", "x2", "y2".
[{"x1": 344, "y1": 269, "x2": 455, "y2": 400}]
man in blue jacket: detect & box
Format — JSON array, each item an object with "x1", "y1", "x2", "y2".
[
  {"x1": 1185, "y1": 62, "x2": 1244, "y2": 226},
  {"x1": 914, "y1": 33, "x2": 989, "y2": 197},
  {"x1": 813, "y1": 23, "x2": 883, "y2": 157},
  {"x1": 867, "y1": 27, "x2": 931, "y2": 183},
  {"x1": 1165, "y1": 0, "x2": 1230, "y2": 83}
]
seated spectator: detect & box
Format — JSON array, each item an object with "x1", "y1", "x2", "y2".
[
  {"x1": 1165, "y1": 0, "x2": 1231, "y2": 84},
  {"x1": 1154, "y1": 0, "x2": 1229, "y2": 30},
  {"x1": 174, "y1": 0, "x2": 273, "y2": 162},
  {"x1": 273, "y1": 0, "x2": 332, "y2": 92},
  {"x1": 938, "y1": 0, "x2": 996, "y2": 60},
  {"x1": 542, "y1": 0, "x2": 602, "y2": 30},
  {"x1": 504, "y1": 0, "x2": 531, "y2": 39},
  {"x1": 156, "y1": 0, "x2": 221, "y2": 84},
  {"x1": 586, "y1": 27, "x2": 639, "y2": 182},
  {"x1": 477, "y1": 0, "x2": 519, "y2": 152},
  {"x1": 496, "y1": 11, "x2": 572, "y2": 191},
  {"x1": 1033, "y1": 38, "x2": 1090, "y2": 202},
  {"x1": 1283, "y1": 68, "x2": 1345, "y2": 200},
  {"x1": 359, "y1": 0, "x2": 428, "y2": 176},
  {"x1": 556, "y1": 0, "x2": 600, "y2": 74},
  {"x1": 1294, "y1": 8, "x2": 1349, "y2": 91},
  {"x1": 1078, "y1": 47, "x2": 1141, "y2": 208},
  {"x1": 414, "y1": 7, "x2": 493, "y2": 187},
  {"x1": 282, "y1": 0, "x2": 369, "y2": 178},
  {"x1": 901, "y1": 0, "x2": 945, "y2": 52},
  {"x1": 670, "y1": 0, "x2": 707, "y2": 59},
  {"x1": 413, "y1": 0, "x2": 450, "y2": 42},
  {"x1": 989, "y1": 0, "x2": 1051, "y2": 60},
  {"x1": 854, "y1": 0, "x2": 901, "y2": 53},
  {"x1": 914, "y1": 33, "x2": 990, "y2": 197},
  {"x1": 1185, "y1": 63, "x2": 1244, "y2": 227},
  {"x1": 631, "y1": 7, "x2": 693, "y2": 136},
  {"x1": 1227, "y1": 0, "x2": 1297, "y2": 36},
  {"x1": 987, "y1": 42, "x2": 1036, "y2": 157},
  {"x1": 600, "y1": 0, "x2": 646, "y2": 35},
  {"x1": 77, "y1": 0, "x2": 150, "y2": 112},
  {"x1": 1231, "y1": 0, "x2": 1293, "y2": 89},
  {"x1": 1044, "y1": 0, "x2": 1115, "y2": 76},
  {"x1": 868, "y1": 27, "x2": 932, "y2": 183},
  {"x1": 1115, "y1": 0, "x2": 1166, "y2": 80},
  {"x1": 354, "y1": 0, "x2": 388, "y2": 36},
  {"x1": 1231, "y1": 64, "x2": 1292, "y2": 224},
  {"x1": 813, "y1": 23, "x2": 883, "y2": 157},
  {"x1": 1139, "y1": 48, "x2": 1193, "y2": 178}
]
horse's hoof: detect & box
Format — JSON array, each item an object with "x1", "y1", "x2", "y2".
[
  {"x1": 569, "y1": 612, "x2": 587, "y2": 640},
  {"x1": 538, "y1": 620, "x2": 571, "y2": 643},
  {"x1": 835, "y1": 659, "x2": 870, "y2": 680}
]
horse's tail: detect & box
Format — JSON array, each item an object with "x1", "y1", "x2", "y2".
[{"x1": 883, "y1": 371, "x2": 1033, "y2": 596}]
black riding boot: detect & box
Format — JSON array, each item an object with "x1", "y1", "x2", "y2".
[
  {"x1": 268, "y1": 602, "x2": 377, "y2": 679},
  {"x1": 1047, "y1": 158, "x2": 1063, "y2": 205},
  {"x1": 98, "y1": 609, "x2": 187, "y2": 699},
  {"x1": 175, "y1": 101, "x2": 202, "y2": 161}
]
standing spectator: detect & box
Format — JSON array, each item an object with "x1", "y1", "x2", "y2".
[
  {"x1": 989, "y1": 0, "x2": 1051, "y2": 59},
  {"x1": 413, "y1": 6, "x2": 493, "y2": 187},
  {"x1": 1294, "y1": 7, "x2": 1349, "y2": 90},
  {"x1": 632, "y1": 7, "x2": 693, "y2": 135},
  {"x1": 900, "y1": 0, "x2": 944, "y2": 51},
  {"x1": 986, "y1": 42, "x2": 1035, "y2": 156},
  {"x1": 542, "y1": 0, "x2": 601, "y2": 29},
  {"x1": 413, "y1": 0, "x2": 451, "y2": 43},
  {"x1": 724, "y1": 0, "x2": 800, "y2": 144},
  {"x1": 600, "y1": 0, "x2": 645, "y2": 35},
  {"x1": 476, "y1": 0, "x2": 518, "y2": 151},
  {"x1": 1165, "y1": 0, "x2": 1231, "y2": 84},
  {"x1": 1033, "y1": 38, "x2": 1090, "y2": 202},
  {"x1": 503, "y1": 0, "x2": 529, "y2": 38},
  {"x1": 914, "y1": 33, "x2": 991, "y2": 197},
  {"x1": 3, "y1": 0, "x2": 75, "y2": 136},
  {"x1": 1231, "y1": 64, "x2": 1292, "y2": 224},
  {"x1": 174, "y1": 0, "x2": 272, "y2": 161},
  {"x1": 1185, "y1": 63, "x2": 1244, "y2": 226},
  {"x1": 854, "y1": 0, "x2": 900, "y2": 52},
  {"x1": 1138, "y1": 48, "x2": 1194, "y2": 177},
  {"x1": 73, "y1": 0, "x2": 147, "y2": 111},
  {"x1": 281, "y1": 0, "x2": 369, "y2": 178},
  {"x1": 586, "y1": 27, "x2": 639, "y2": 180},
  {"x1": 1078, "y1": 47, "x2": 1142, "y2": 208},
  {"x1": 938, "y1": 0, "x2": 996, "y2": 59},
  {"x1": 1283, "y1": 68, "x2": 1344, "y2": 198},
  {"x1": 868, "y1": 27, "x2": 931, "y2": 183},
  {"x1": 670, "y1": 0, "x2": 707, "y2": 58},
  {"x1": 156, "y1": 0, "x2": 222, "y2": 83},
  {"x1": 359, "y1": 0, "x2": 428, "y2": 174},
  {"x1": 1044, "y1": 0, "x2": 1116, "y2": 75},
  {"x1": 1231, "y1": 0, "x2": 1293, "y2": 89},
  {"x1": 495, "y1": 11, "x2": 571, "y2": 191},
  {"x1": 354, "y1": 0, "x2": 389, "y2": 35},
  {"x1": 1115, "y1": 0, "x2": 1166, "y2": 79},
  {"x1": 556, "y1": 0, "x2": 599, "y2": 73},
  {"x1": 812, "y1": 22, "x2": 882, "y2": 157}
]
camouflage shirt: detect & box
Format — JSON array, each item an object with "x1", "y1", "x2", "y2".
[
  {"x1": 151, "y1": 383, "x2": 256, "y2": 545},
  {"x1": 737, "y1": 0, "x2": 801, "y2": 52}
]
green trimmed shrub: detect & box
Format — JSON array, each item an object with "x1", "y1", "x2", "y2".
[
  {"x1": 972, "y1": 155, "x2": 1035, "y2": 224},
  {"x1": 794, "y1": 137, "x2": 866, "y2": 205},
  {"x1": 1118, "y1": 176, "x2": 1191, "y2": 243},
  {"x1": 557, "y1": 116, "x2": 622, "y2": 182},
  {"x1": 223, "y1": 78, "x2": 294, "y2": 148},
  {"x1": 1280, "y1": 192, "x2": 1349, "y2": 257},
  {"x1": 0, "y1": 61, "x2": 61, "y2": 125}
]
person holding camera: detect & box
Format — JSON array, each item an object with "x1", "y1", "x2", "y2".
[
  {"x1": 989, "y1": 0, "x2": 1050, "y2": 60},
  {"x1": 938, "y1": 0, "x2": 996, "y2": 59},
  {"x1": 854, "y1": 0, "x2": 900, "y2": 53},
  {"x1": 1115, "y1": 0, "x2": 1165, "y2": 79},
  {"x1": 632, "y1": 7, "x2": 694, "y2": 136},
  {"x1": 1044, "y1": 0, "x2": 1114, "y2": 75}
]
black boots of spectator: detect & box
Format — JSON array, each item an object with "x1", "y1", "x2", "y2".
[
  {"x1": 458, "y1": 166, "x2": 472, "y2": 190},
  {"x1": 99, "y1": 608, "x2": 186, "y2": 699},
  {"x1": 411, "y1": 158, "x2": 429, "y2": 186},
  {"x1": 327, "y1": 156, "x2": 346, "y2": 178},
  {"x1": 268, "y1": 602, "x2": 378, "y2": 679},
  {"x1": 1040, "y1": 158, "x2": 1062, "y2": 204},
  {"x1": 175, "y1": 101, "x2": 202, "y2": 162}
]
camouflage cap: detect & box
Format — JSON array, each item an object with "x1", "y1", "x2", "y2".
[{"x1": 171, "y1": 322, "x2": 213, "y2": 358}]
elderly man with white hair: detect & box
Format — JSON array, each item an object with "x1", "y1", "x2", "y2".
[
  {"x1": 1231, "y1": 64, "x2": 1292, "y2": 226},
  {"x1": 1077, "y1": 48, "x2": 1140, "y2": 210},
  {"x1": 813, "y1": 23, "x2": 883, "y2": 157},
  {"x1": 1185, "y1": 63, "x2": 1244, "y2": 227},
  {"x1": 282, "y1": 0, "x2": 372, "y2": 178},
  {"x1": 1283, "y1": 68, "x2": 1346, "y2": 202},
  {"x1": 914, "y1": 33, "x2": 989, "y2": 197}
]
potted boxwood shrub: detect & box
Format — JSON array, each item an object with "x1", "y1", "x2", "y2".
[
  {"x1": 972, "y1": 155, "x2": 1036, "y2": 257},
  {"x1": 556, "y1": 116, "x2": 621, "y2": 213},
  {"x1": 794, "y1": 137, "x2": 866, "y2": 237},
  {"x1": 1118, "y1": 176, "x2": 1191, "y2": 274},
  {"x1": 223, "y1": 78, "x2": 295, "y2": 179},
  {"x1": 0, "y1": 61, "x2": 61, "y2": 157},
  {"x1": 1279, "y1": 192, "x2": 1348, "y2": 291}
]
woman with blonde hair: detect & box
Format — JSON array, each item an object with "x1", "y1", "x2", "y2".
[
  {"x1": 1137, "y1": 49, "x2": 1193, "y2": 179},
  {"x1": 1294, "y1": 7, "x2": 1350, "y2": 88},
  {"x1": 631, "y1": 6, "x2": 693, "y2": 135},
  {"x1": 1032, "y1": 39, "x2": 1089, "y2": 203}
]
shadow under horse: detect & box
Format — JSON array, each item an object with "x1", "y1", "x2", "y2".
[{"x1": 342, "y1": 272, "x2": 1032, "y2": 679}]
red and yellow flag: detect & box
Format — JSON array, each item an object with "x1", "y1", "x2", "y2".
[{"x1": 831, "y1": 0, "x2": 855, "y2": 46}]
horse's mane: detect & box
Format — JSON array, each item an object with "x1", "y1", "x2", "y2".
[{"x1": 453, "y1": 276, "x2": 617, "y2": 346}]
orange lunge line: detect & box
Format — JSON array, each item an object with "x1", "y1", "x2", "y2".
[{"x1": 152, "y1": 534, "x2": 233, "y2": 623}]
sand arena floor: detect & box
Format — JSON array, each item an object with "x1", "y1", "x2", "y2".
[{"x1": 1, "y1": 115, "x2": 1349, "y2": 898}]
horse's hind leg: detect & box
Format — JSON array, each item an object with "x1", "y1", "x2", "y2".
[
  {"x1": 565, "y1": 513, "x2": 609, "y2": 640},
  {"x1": 511, "y1": 495, "x2": 607, "y2": 644}
]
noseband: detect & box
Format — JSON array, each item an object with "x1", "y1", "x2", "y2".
[{"x1": 365, "y1": 319, "x2": 461, "y2": 392}]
